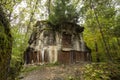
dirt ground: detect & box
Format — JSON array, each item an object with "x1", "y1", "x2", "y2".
[{"x1": 20, "y1": 63, "x2": 86, "y2": 80}]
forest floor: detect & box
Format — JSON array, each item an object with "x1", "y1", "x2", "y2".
[{"x1": 19, "y1": 62, "x2": 87, "y2": 80}]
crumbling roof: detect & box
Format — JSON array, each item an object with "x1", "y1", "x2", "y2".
[{"x1": 34, "y1": 20, "x2": 84, "y2": 33}]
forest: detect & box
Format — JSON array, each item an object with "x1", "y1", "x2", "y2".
[{"x1": 0, "y1": 0, "x2": 120, "y2": 80}]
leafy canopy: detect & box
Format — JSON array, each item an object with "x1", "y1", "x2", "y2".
[{"x1": 48, "y1": 0, "x2": 80, "y2": 25}]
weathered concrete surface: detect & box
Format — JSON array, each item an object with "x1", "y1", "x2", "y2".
[{"x1": 24, "y1": 21, "x2": 91, "y2": 64}]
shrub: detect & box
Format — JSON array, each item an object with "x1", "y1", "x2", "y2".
[{"x1": 82, "y1": 62, "x2": 120, "y2": 80}]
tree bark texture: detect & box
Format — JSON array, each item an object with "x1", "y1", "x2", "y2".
[{"x1": 0, "y1": 6, "x2": 12, "y2": 80}]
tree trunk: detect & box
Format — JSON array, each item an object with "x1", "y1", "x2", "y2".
[
  {"x1": 116, "y1": 37, "x2": 120, "y2": 56},
  {"x1": 94, "y1": 41, "x2": 100, "y2": 62},
  {"x1": 0, "y1": 6, "x2": 12, "y2": 80},
  {"x1": 26, "y1": 0, "x2": 39, "y2": 34},
  {"x1": 90, "y1": 2, "x2": 112, "y2": 61},
  {"x1": 117, "y1": 37, "x2": 120, "y2": 47},
  {"x1": 48, "y1": 0, "x2": 51, "y2": 16},
  {"x1": 94, "y1": 12, "x2": 112, "y2": 61}
]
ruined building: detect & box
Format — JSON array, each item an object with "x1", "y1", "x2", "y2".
[{"x1": 24, "y1": 21, "x2": 91, "y2": 64}]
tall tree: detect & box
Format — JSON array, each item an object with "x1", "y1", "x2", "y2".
[
  {"x1": 0, "y1": 6, "x2": 12, "y2": 80},
  {"x1": 48, "y1": 0, "x2": 80, "y2": 25},
  {"x1": 82, "y1": 0, "x2": 117, "y2": 61}
]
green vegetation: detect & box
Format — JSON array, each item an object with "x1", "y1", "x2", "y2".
[
  {"x1": 82, "y1": 0, "x2": 120, "y2": 62},
  {"x1": 82, "y1": 62, "x2": 120, "y2": 80},
  {"x1": 0, "y1": 0, "x2": 120, "y2": 80},
  {"x1": 0, "y1": 6, "x2": 12, "y2": 80},
  {"x1": 21, "y1": 63, "x2": 60, "y2": 77},
  {"x1": 48, "y1": 0, "x2": 80, "y2": 25},
  {"x1": 22, "y1": 65, "x2": 42, "y2": 74}
]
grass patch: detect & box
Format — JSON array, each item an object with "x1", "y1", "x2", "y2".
[
  {"x1": 21, "y1": 62, "x2": 60, "y2": 74},
  {"x1": 21, "y1": 65, "x2": 42, "y2": 74}
]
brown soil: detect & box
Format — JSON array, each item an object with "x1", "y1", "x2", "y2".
[{"x1": 20, "y1": 63, "x2": 86, "y2": 80}]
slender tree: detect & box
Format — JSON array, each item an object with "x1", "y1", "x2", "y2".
[{"x1": 82, "y1": 0, "x2": 117, "y2": 61}]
